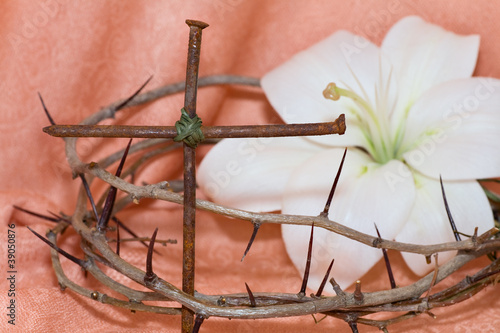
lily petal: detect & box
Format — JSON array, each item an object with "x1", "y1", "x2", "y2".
[
  {"x1": 281, "y1": 148, "x2": 415, "y2": 290},
  {"x1": 396, "y1": 174, "x2": 494, "y2": 276},
  {"x1": 401, "y1": 78, "x2": 500, "y2": 180},
  {"x1": 382, "y1": 16, "x2": 479, "y2": 124},
  {"x1": 261, "y1": 30, "x2": 390, "y2": 149},
  {"x1": 197, "y1": 137, "x2": 322, "y2": 212}
]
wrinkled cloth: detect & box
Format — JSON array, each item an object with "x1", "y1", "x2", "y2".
[{"x1": 1, "y1": 1, "x2": 499, "y2": 332}]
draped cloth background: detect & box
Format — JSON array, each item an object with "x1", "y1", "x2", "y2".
[{"x1": 1, "y1": 1, "x2": 499, "y2": 332}]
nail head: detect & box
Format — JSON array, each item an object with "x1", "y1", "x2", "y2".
[{"x1": 185, "y1": 19, "x2": 209, "y2": 29}]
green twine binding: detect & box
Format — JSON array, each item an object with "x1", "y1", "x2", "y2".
[{"x1": 173, "y1": 108, "x2": 205, "y2": 148}]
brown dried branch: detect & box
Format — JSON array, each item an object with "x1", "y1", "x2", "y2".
[{"x1": 67, "y1": 161, "x2": 500, "y2": 256}]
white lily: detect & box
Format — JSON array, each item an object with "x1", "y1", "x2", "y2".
[{"x1": 197, "y1": 16, "x2": 500, "y2": 290}]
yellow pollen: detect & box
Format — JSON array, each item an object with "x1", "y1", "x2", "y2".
[{"x1": 323, "y1": 82, "x2": 340, "y2": 101}]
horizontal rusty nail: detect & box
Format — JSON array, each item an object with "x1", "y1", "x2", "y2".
[{"x1": 43, "y1": 114, "x2": 346, "y2": 139}]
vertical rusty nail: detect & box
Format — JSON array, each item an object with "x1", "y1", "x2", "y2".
[{"x1": 181, "y1": 18, "x2": 208, "y2": 333}]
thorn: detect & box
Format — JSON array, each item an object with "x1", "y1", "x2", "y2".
[
  {"x1": 38, "y1": 92, "x2": 56, "y2": 125},
  {"x1": 440, "y1": 175, "x2": 461, "y2": 241},
  {"x1": 116, "y1": 222, "x2": 120, "y2": 256},
  {"x1": 471, "y1": 227, "x2": 478, "y2": 245},
  {"x1": 97, "y1": 139, "x2": 132, "y2": 233},
  {"x1": 244, "y1": 282, "x2": 256, "y2": 307},
  {"x1": 353, "y1": 280, "x2": 364, "y2": 304},
  {"x1": 425, "y1": 254, "x2": 439, "y2": 299},
  {"x1": 144, "y1": 228, "x2": 158, "y2": 284},
  {"x1": 79, "y1": 174, "x2": 99, "y2": 222},
  {"x1": 13, "y1": 205, "x2": 60, "y2": 223},
  {"x1": 300, "y1": 223, "x2": 314, "y2": 296},
  {"x1": 425, "y1": 311, "x2": 437, "y2": 319},
  {"x1": 115, "y1": 76, "x2": 153, "y2": 111},
  {"x1": 348, "y1": 320, "x2": 359, "y2": 333},
  {"x1": 112, "y1": 216, "x2": 161, "y2": 255},
  {"x1": 329, "y1": 277, "x2": 346, "y2": 297},
  {"x1": 320, "y1": 147, "x2": 347, "y2": 218},
  {"x1": 374, "y1": 223, "x2": 396, "y2": 289},
  {"x1": 27, "y1": 226, "x2": 85, "y2": 267},
  {"x1": 241, "y1": 222, "x2": 260, "y2": 261},
  {"x1": 315, "y1": 258, "x2": 334, "y2": 297},
  {"x1": 46, "y1": 210, "x2": 72, "y2": 224},
  {"x1": 192, "y1": 314, "x2": 205, "y2": 333},
  {"x1": 216, "y1": 296, "x2": 226, "y2": 306}
]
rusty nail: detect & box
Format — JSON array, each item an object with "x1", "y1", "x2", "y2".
[{"x1": 181, "y1": 19, "x2": 208, "y2": 333}]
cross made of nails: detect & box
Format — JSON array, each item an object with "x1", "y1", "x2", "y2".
[{"x1": 42, "y1": 19, "x2": 346, "y2": 332}]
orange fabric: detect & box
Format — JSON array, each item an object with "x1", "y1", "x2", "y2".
[{"x1": 1, "y1": 1, "x2": 499, "y2": 332}]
